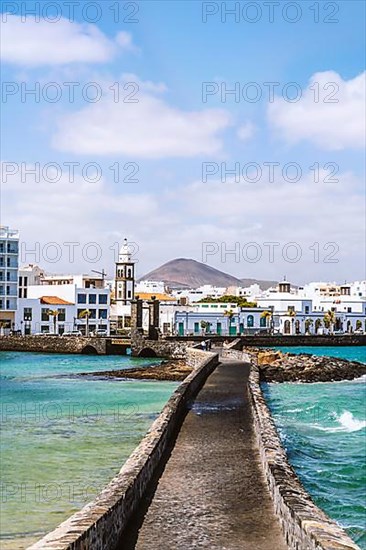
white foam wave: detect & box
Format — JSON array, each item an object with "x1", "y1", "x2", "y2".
[{"x1": 312, "y1": 411, "x2": 366, "y2": 433}]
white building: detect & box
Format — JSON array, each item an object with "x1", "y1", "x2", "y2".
[
  {"x1": 0, "y1": 226, "x2": 19, "y2": 331},
  {"x1": 172, "y1": 285, "x2": 227, "y2": 304},
  {"x1": 15, "y1": 273, "x2": 110, "y2": 335},
  {"x1": 18, "y1": 264, "x2": 46, "y2": 298},
  {"x1": 174, "y1": 303, "x2": 268, "y2": 336},
  {"x1": 135, "y1": 280, "x2": 167, "y2": 295},
  {"x1": 110, "y1": 240, "x2": 135, "y2": 332},
  {"x1": 257, "y1": 281, "x2": 366, "y2": 334},
  {"x1": 16, "y1": 295, "x2": 75, "y2": 335}
]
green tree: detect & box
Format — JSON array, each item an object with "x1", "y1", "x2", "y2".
[
  {"x1": 200, "y1": 320, "x2": 209, "y2": 335},
  {"x1": 224, "y1": 309, "x2": 235, "y2": 334},
  {"x1": 323, "y1": 310, "x2": 336, "y2": 333},
  {"x1": 305, "y1": 318, "x2": 314, "y2": 333},
  {"x1": 261, "y1": 310, "x2": 273, "y2": 332}
]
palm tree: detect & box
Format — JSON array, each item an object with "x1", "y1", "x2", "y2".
[
  {"x1": 224, "y1": 309, "x2": 235, "y2": 335},
  {"x1": 305, "y1": 318, "x2": 314, "y2": 334},
  {"x1": 287, "y1": 309, "x2": 296, "y2": 335},
  {"x1": 323, "y1": 310, "x2": 336, "y2": 334},
  {"x1": 78, "y1": 309, "x2": 91, "y2": 336},
  {"x1": 315, "y1": 318, "x2": 323, "y2": 334},
  {"x1": 48, "y1": 310, "x2": 59, "y2": 335},
  {"x1": 261, "y1": 310, "x2": 273, "y2": 333}
]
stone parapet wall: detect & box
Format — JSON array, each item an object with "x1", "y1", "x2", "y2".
[
  {"x1": 221, "y1": 338, "x2": 243, "y2": 359},
  {"x1": 28, "y1": 349, "x2": 219, "y2": 550},
  {"x1": 249, "y1": 361, "x2": 360, "y2": 550},
  {"x1": 186, "y1": 347, "x2": 216, "y2": 368},
  {"x1": 0, "y1": 335, "x2": 106, "y2": 355}
]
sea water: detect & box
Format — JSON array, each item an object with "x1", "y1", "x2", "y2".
[
  {"x1": 0, "y1": 352, "x2": 178, "y2": 549},
  {"x1": 263, "y1": 346, "x2": 366, "y2": 548}
]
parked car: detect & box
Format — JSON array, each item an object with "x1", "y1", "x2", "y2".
[
  {"x1": 354, "y1": 328, "x2": 364, "y2": 335},
  {"x1": 62, "y1": 330, "x2": 82, "y2": 337},
  {"x1": 92, "y1": 329, "x2": 108, "y2": 337}
]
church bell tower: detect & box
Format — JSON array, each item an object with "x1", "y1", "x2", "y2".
[{"x1": 115, "y1": 239, "x2": 135, "y2": 305}]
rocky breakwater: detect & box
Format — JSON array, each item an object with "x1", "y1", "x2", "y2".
[{"x1": 246, "y1": 348, "x2": 366, "y2": 382}]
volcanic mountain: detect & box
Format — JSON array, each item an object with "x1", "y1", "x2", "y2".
[{"x1": 139, "y1": 258, "x2": 277, "y2": 290}]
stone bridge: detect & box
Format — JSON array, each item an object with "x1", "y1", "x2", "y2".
[{"x1": 0, "y1": 335, "x2": 107, "y2": 355}]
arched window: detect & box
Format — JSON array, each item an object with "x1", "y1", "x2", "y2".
[
  {"x1": 284, "y1": 320, "x2": 291, "y2": 334},
  {"x1": 260, "y1": 316, "x2": 266, "y2": 327},
  {"x1": 127, "y1": 268, "x2": 132, "y2": 278},
  {"x1": 247, "y1": 315, "x2": 254, "y2": 328}
]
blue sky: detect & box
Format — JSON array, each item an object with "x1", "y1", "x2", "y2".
[{"x1": 1, "y1": 0, "x2": 365, "y2": 283}]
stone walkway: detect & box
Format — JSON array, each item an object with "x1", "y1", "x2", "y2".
[{"x1": 119, "y1": 360, "x2": 288, "y2": 550}]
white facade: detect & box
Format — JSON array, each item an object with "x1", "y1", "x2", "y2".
[
  {"x1": 18, "y1": 275, "x2": 111, "y2": 335},
  {"x1": 135, "y1": 280, "x2": 166, "y2": 294},
  {"x1": 0, "y1": 226, "x2": 19, "y2": 329},
  {"x1": 15, "y1": 297, "x2": 76, "y2": 335},
  {"x1": 115, "y1": 239, "x2": 135, "y2": 306},
  {"x1": 172, "y1": 285, "x2": 227, "y2": 304},
  {"x1": 18, "y1": 264, "x2": 46, "y2": 298}
]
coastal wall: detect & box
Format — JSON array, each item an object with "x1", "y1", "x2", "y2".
[
  {"x1": 223, "y1": 347, "x2": 360, "y2": 550},
  {"x1": 131, "y1": 330, "x2": 193, "y2": 358},
  {"x1": 0, "y1": 335, "x2": 106, "y2": 355},
  {"x1": 28, "y1": 349, "x2": 219, "y2": 550},
  {"x1": 168, "y1": 334, "x2": 366, "y2": 346}
]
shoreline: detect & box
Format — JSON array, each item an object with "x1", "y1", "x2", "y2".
[
  {"x1": 77, "y1": 359, "x2": 192, "y2": 381},
  {"x1": 247, "y1": 348, "x2": 366, "y2": 383},
  {"x1": 76, "y1": 348, "x2": 366, "y2": 384}
]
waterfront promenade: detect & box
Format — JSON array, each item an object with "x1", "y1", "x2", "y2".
[{"x1": 120, "y1": 359, "x2": 288, "y2": 550}]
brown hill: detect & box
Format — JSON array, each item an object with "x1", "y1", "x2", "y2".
[{"x1": 139, "y1": 258, "x2": 277, "y2": 290}]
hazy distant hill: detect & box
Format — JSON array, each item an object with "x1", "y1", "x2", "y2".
[
  {"x1": 239, "y1": 278, "x2": 278, "y2": 290},
  {"x1": 139, "y1": 258, "x2": 277, "y2": 290}
]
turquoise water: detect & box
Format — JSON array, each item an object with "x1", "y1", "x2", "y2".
[
  {"x1": 264, "y1": 346, "x2": 366, "y2": 548},
  {"x1": 0, "y1": 352, "x2": 178, "y2": 549}
]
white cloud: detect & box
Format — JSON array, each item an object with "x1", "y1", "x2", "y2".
[
  {"x1": 2, "y1": 163, "x2": 364, "y2": 282},
  {"x1": 52, "y1": 78, "x2": 231, "y2": 158},
  {"x1": 0, "y1": 16, "x2": 134, "y2": 66},
  {"x1": 268, "y1": 71, "x2": 366, "y2": 150},
  {"x1": 237, "y1": 122, "x2": 256, "y2": 141}
]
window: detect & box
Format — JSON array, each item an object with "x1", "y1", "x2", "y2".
[
  {"x1": 194, "y1": 322, "x2": 200, "y2": 333},
  {"x1": 18, "y1": 288, "x2": 22, "y2": 298},
  {"x1": 19, "y1": 276, "x2": 22, "y2": 286},
  {"x1": 24, "y1": 277, "x2": 28, "y2": 286},
  {"x1": 347, "y1": 307, "x2": 352, "y2": 313},
  {"x1": 288, "y1": 306, "x2": 295, "y2": 312},
  {"x1": 247, "y1": 315, "x2": 254, "y2": 328},
  {"x1": 99, "y1": 294, "x2": 108, "y2": 304},
  {"x1": 305, "y1": 306, "x2": 310, "y2": 314},
  {"x1": 24, "y1": 308, "x2": 32, "y2": 321},
  {"x1": 89, "y1": 309, "x2": 96, "y2": 319},
  {"x1": 41, "y1": 308, "x2": 49, "y2": 321},
  {"x1": 58, "y1": 308, "x2": 66, "y2": 322},
  {"x1": 99, "y1": 309, "x2": 108, "y2": 319},
  {"x1": 77, "y1": 294, "x2": 87, "y2": 304},
  {"x1": 41, "y1": 325, "x2": 49, "y2": 333},
  {"x1": 127, "y1": 290, "x2": 131, "y2": 298},
  {"x1": 89, "y1": 294, "x2": 97, "y2": 304},
  {"x1": 24, "y1": 289, "x2": 27, "y2": 298},
  {"x1": 260, "y1": 316, "x2": 267, "y2": 327}
]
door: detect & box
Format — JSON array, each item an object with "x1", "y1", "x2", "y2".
[
  {"x1": 178, "y1": 322, "x2": 184, "y2": 336},
  {"x1": 216, "y1": 322, "x2": 222, "y2": 335}
]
